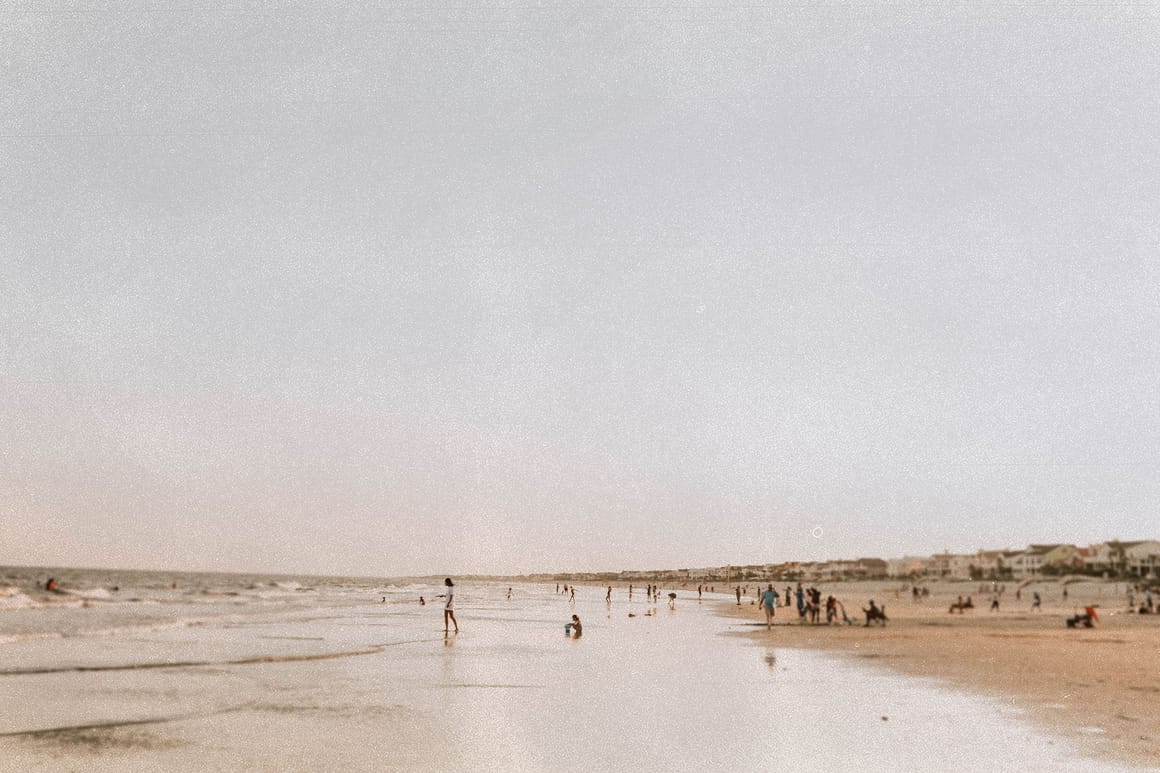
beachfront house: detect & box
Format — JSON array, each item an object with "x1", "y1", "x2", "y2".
[
  {"x1": 1075, "y1": 545, "x2": 1102, "y2": 572},
  {"x1": 887, "y1": 556, "x2": 930, "y2": 578},
  {"x1": 968, "y1": 550, "x2": 1005, "y2": 580},
  {"x1": 999, "y1": 550, "x2": 1024, "y2": 577},
  {"x1": 1005, "y1": 551, "x2": 1035, "y2": 578},
  {"x1": 1122, "y1": 540, "x2": 1160, "y2": 578},
  {"x1": 1006, "y1": 546, "x2": 1051, "y2": 578},
  {"x1": 1002, "y1": 544, "x2": 1077, "y2": 577},
  {"x1": 928, "y1": 551, "x2": 975, "y2": 579},
  {"x1": 811, "y1": 561, "x2": 848, "y2": 581},
  {"x1": 808, "y1": 558, "x2": 888, "y2": 581},
  {"x1": 1082, "y1": 540, "x2": 1160, "y2": 577},
  {"x1": 855, "y1": 558, "x2": 888, "y2": 578},
  {"x1": 1040, "y1": 544, "x2": 1082, "y2": 573},
  {"x1": 1083, "y1": 542, "x2": 1119, "y2": 574}
]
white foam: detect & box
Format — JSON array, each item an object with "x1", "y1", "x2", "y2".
[{"x1": 0, "y1": 586, "x2": 36, "y2": 610}]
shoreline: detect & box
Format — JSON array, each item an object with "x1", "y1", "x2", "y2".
[
  {"x1": 1, "y1": 574, "x2": 1153, "y2": 771},
  {"x1": 718, "y1": 580, "x2": 1160, "y2": 770}
]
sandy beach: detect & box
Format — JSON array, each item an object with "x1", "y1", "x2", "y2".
[
  {"x1": 4, "y1": 569, "x2": 1148, "y2": 771},
  {"x1": 723, "y1": 579, "x2": 1160, "y2": 769}
]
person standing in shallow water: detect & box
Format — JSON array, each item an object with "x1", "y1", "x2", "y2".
[
  {"x1": 760, "y1": 584, "x2": 778, "y2": 629},
  {"x1": 442, "y1": 578, "x2": 459, "y2": 634}
]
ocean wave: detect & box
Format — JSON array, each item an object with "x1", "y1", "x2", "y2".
[
  {"x1": 0, "y1": 615, "x2": 218, "y2": 646},
  {"x1": 77, "y1": 618, "x2": 209, "y2": 639},
  {"x1": 0, "y1": 587, "x2": 36, "y2": 610},
  {"x1": 59, "y1": 587, "x2": 114, "y2": 601},
  {"x1": 1, "y1": 585, "x2": 126, "y2": 611},
  {"x1": 383, "y1": 583, "x2": 432, "y2": 594}
]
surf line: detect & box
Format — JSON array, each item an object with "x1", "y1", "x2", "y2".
[
  {"x1": 0, "y1": 637, "x2": 448, "y2": 677},
  {"x1": 0, "y1": 704, "x2": 251, "y2": 739}
]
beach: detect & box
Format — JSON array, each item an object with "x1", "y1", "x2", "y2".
[
  {"x1": 723, "y1": 579, "x2": 1160, "y2": 769},
  {"x1": 1, "y1": 568, "x2": 1153, "y2": 771}
]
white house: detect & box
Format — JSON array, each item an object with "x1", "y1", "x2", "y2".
[
  {"x1": 1005, "y1": 545, "x2": 1062, "y2": 577},
  {"x1": 927, "y1": 552, "x2": 975, "y2": 579},
  {"x1": 1124, "y1": 540, "x2": 1160, "y2": 577},
  {"x1": 1084, "y1": 540, "x2": 1160, "y2": 577},
  {"x1": 969, "y1": 550, "x2": 1005, "y2": 578}
]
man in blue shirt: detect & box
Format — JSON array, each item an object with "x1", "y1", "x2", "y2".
[{"x1": 760, "y1": 584, "x2": 779, "y2": 630}]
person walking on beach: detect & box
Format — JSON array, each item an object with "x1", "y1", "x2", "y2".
[
  {"x1": 760, "y1": 584, "x2": 778, "y2": 629},
  {"x1": 1031, "y1": 591, "x2": 1041, "y2": 612},
  {"x1": 825, "y1": 595, "x2": 838, "y2": 624},
  {"x1": 735, "y1": 586, "x2": 742, "y2": 605},
  {"x1": 809, "y1": 587, "x2": 822, "y2": 624},
  {"x1": 442, "y1": 578, "x2": 458, "y2": 634},
  {"x1": 606, "y1": 585, "x2": 612, "y2": 603},
  {"x1": 569, "y1": 586, "x2": 575, "y2": 603}
]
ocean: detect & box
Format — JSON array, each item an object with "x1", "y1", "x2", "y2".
[{"x1": 0, "y1": 566, "x2": 1135, "y2": 771}]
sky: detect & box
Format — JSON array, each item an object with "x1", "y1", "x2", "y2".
[{"x1": 3, "y1": 1, "x2": 1159, "y2": 577}]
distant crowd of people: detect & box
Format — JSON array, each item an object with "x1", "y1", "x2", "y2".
[
  {"x1": 739, "y1": 582, "x2": 867, "y2": 628},
  {"x1": 414, "y1": 576, "x2": 1160, "y2": 641}
]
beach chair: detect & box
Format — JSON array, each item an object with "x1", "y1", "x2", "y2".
[{"x1": 1066, "y1": 605, "x2": 1099, "y2": 629}]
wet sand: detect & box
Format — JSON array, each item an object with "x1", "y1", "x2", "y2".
[
  {"x1": 3, "y1": 579, "x2": 1142, "y2": 771},
  {"x1": 725, "y1": 580, "x2": 1160, "y2": 769}
]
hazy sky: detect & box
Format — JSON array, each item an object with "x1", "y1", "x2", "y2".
[{"x1": 4, "y1": 2, "x2": 1159, "y2": 577}]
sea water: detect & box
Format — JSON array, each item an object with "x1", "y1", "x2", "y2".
[{"x1": 0, "y1": 567, "x2": 1140, "y2": 771}]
